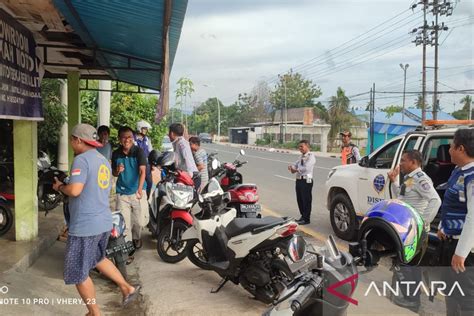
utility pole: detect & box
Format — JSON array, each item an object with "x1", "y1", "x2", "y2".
[
  {"x1": 284, "y1": 76, "x2": 287, "y2": 142},
  {"x1": 422, "y1": 1, "x2": 427, "y2": 126},
  {"x1": 216, "y1": 97, "x2": 220, "y2": 143},
  {"x1": 369, "y1": 86, "x2": 375, "y2": 154},
  {"x1": 400, "y1": 64, "x2": 409, "y2": 122}
]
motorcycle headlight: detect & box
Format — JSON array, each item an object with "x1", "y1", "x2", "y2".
[
  {"x1": 327, "y1": 168, "x2": 336, "y2": 181},
  {"x1": 170, "y1": 186, "x2": 194, "y2": 209},
  {"x1": 287, "y1": 235, "x2": 307, "y2": 263}
]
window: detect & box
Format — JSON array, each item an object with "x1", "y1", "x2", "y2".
[
  {"x1": 423, "y1": 137, "x2": 453, "y2": 163},
  {"x1": 369, "y1": 139, "x2": 402, "y2": 169}
]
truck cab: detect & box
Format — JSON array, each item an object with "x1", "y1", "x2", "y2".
[{"x1": 325, "y1": 128, "x2": 457, "y2": 247}]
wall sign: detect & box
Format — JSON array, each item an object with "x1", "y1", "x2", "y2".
[{"x1": 0, "y1": 9, "x2": 42, "y2": 120}]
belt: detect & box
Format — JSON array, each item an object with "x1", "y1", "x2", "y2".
[{"x1": 296, "y1": 176, "x2": 310, "y2": 180}]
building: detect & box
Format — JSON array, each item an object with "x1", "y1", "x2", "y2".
[{"x1": 353, "y1": 108, "x2": 455, "y2": 152}]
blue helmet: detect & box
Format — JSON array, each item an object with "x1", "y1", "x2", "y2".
[{"x1": 359, "y1": 199, "x2": 426, "y2": 264}]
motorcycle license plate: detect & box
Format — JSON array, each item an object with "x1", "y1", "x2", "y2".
[{"x1": 240, "y1": 204, "x2": 262, "y2": 213}]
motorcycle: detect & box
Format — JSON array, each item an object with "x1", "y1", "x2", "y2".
[
  {"x1": 0, "y1": 192, "x2": 13, "y2": 237},
  {"x1": 37, "y1": 151, "x2": 68, "y2": 212},
  {"x1": 147, "y1": 150, "x2": 196, "y2": 263},
  {"x1": 264, "y1": 236, "x2": 358, "y2": 316},
  {"x1": 63, "y1": 199, "x2": 135, "y2": 279},
  {"x1": 182, "y1": 180, "x2": 300, "y2": 304},
  {"x1": 105, "y1": 212, "x2": 135, "y2": 279},
  {"x1": 206, "y1": 150, "x2": 261, "y2": 218}
]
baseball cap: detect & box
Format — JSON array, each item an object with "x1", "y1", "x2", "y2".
[
  {"x1": 339, "y1": 131, "x2": 352, "y2": 137},
  {"x1": 71, "y1": 123, "x2": 103, "y2": 147}
]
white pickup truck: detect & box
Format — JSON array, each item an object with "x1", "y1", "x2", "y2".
[{"x1": 325, "y1": 127, "x2": 459, "y2": 244}]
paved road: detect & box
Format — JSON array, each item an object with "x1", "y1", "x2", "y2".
[{"x1": 202, "y1": 143, "x2": 342, "y2": 244}]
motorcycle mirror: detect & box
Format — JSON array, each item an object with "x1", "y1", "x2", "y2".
[
  {"x1": 239, "y1": 149, "x2": 246, "y2": 156},
  {"x1": 287, "y1": 235, "x2": 307, "y2": 263},
  {"x1": 211, "y1": 159, "x2": 219, "y2": 170}
]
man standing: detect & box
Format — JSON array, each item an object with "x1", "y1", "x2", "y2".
[
  {"x1": 168, "y1": 123, "x2": 199, "y2": 188},
  {"x1": 189, "y1": 136, "x2": 209, "y2": 191},
  {"x1": 340, "y1": 131, "x2": 361, "y2": 165},
  {"x1": 288, "y1": 140, "x2": 315, "y2": 225},
  {"x1": 53, "y1": 124, "x2": 140, "y2": 315},
  {"x1": 97, "y1": 125, "x2": 112, "y2": 161},
  {"x1": 388, "y1": 150, "x2": 441, "y2": 311},
  {"x1": 112, "y1": 126, "x2": 148, "y2": 250},
  {"x1": 437, "y1": 128, "x2": 474, "y2": 316}
]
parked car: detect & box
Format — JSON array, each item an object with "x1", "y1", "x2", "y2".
[
  {"x1": 161, "y1": 136, "x2": 173, "y2": 152},
  {"x1": 325, "y1": 126, "x2": 474, "y2": 263},
  {"x1": 199, "y1": 133, "x2": 212, "y2": 143}
]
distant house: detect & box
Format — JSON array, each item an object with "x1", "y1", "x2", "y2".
[{"x1": 353, "y1": 108, "x2": 455, "y2": 152}]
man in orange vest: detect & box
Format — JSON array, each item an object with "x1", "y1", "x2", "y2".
[{"x1": 340, "y1": 131, "x2": 361, "y2": 165}]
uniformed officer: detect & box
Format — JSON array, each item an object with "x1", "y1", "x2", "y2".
[
  {"x1": 340, "y1": 131, "x2": 361, "y2": 165},
  {"x1": 437, "y1": 128, "x2": 474, "y2": 316},
  {"x1": 387, "y1": 150, "x2": 441, "y2": 312},
  {"x1": 288, "y1": 139, "x2": 315, "y2": 225},
  {"x1": 388, "y1": 150, "x2": 442, "y2": 232}
]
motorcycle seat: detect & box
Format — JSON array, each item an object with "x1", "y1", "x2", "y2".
[{"x1": 225, "y1": 216, "x2": 285, "y2": 238}]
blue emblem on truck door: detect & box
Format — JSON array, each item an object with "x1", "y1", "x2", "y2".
[{"x1": 373, "y1": 174, "x2": 386, "y2": 193}]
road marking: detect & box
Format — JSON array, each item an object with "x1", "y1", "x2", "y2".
[
  {"x1": 261, "y1": 204, "x2": 349, "y2": 251},
  {"x1": 207, "y1": 148, "x2": 332, "y2": 170},
  {"x1": 274, "y1": 175, "x2": 294, "y2": 181}
]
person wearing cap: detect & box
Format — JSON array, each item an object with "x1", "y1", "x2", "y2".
[
  {"x1": 340, "y1": 131, "x2": 361, "y2": 165},
  {"x1": 288, "y1": 139, "x2": 316, "y2": 225},
  {"x1": 112, "y1": 126, "x2": 148, "y2": 251},
  {"x1": 437, "y1": 128, "x2": 474, "y2": 316},
  {"x1": 52, "y1": 123, "x2": 140, "y2": 315}
]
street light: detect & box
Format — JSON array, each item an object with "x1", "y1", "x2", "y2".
[{"x1": 400, "y1": 63, "x2": 409, "y2": 122}]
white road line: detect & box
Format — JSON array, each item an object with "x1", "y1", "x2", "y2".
[
  {"x1": 274, "y1": 175, "x2": 294, "y2": 181},
  {"x1": 207, "y1": 148, "x2": 332, "y2": 170}
]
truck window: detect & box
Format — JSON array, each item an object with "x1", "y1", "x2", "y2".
[
  {"x1": 369, "y1": 139, "x2": 401, "y2": 169},
  {"x1": 423, "y1": 136, "x2": 455, "y2": 188}
]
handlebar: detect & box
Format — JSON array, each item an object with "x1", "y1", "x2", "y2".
[{"x1": 290, "y1": 277, "x2": 321, "y2": 312}]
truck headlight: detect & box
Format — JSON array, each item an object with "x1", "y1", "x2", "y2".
[{"x1": 327, "y1": 168, "x2": 336, "y2": 180}]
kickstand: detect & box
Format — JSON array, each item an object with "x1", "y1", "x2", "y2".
[{"x1": 211, "y1": 278, "x2": 229, "y2": 293}]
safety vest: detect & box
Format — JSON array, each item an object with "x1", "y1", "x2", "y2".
[
  {"x1": 439, "y1": 166, "x2": 474, "y2": 236},
  {"x1": 341, "y1": 144, "x2": 357, "y2": 165}
]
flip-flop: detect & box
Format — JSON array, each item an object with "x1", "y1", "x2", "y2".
[{"x1": 122, "y1": 285, "x2": 141, "y2": 307}]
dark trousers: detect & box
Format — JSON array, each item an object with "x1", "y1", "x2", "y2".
[
  {"x1": 439, "y1": 239, "x2": 474, "y2": 316},
  {"x1": 295, "y1": 179, "x2": 313, "y2": 222}
]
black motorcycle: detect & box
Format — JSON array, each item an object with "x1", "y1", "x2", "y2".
[{"x1": 37, "y1": 151, "x2": 68, "y2": 212}]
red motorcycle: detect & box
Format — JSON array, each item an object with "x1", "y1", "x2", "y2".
[{"x1": 206, "y1": 150, "x2": 261, "y2": 218}]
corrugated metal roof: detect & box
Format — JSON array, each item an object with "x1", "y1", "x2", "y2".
[{"x1": 52, "y1": 0, "x2": 188, "y2": 90}]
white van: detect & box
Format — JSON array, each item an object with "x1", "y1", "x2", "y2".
[{"x1": 325, "y1": 127, "x2": 460, "y2": 244}]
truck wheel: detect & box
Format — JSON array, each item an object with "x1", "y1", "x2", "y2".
[{"x1": 330, "y1": 193, "x2": 357, "y2": 241}]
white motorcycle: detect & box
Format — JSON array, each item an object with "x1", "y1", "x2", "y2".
[{"x1": 182, "y1": 178, "x2": 301, "y2": 304}]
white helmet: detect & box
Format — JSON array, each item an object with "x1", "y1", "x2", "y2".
[{"x1": 137, "y1": 120, "x2": 152, "y2": 132}]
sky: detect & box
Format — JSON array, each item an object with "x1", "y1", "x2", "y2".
[{"x1": 169, "y1": 0, "x2": 473, "y2": 114}]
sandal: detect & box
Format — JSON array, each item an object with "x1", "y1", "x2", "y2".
[{"x1": 122, "y1": 285, "x2": 141, "y2": 307}]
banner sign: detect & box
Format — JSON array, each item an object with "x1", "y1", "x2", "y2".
[{"x1": 0, "y1": 9, "x2": 43, "y2": 120}]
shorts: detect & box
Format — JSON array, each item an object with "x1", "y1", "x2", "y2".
[{"x1": 64, "y1": 231, "x2": 110, "y2": 285}]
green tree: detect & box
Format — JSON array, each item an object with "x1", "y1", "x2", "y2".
[
  {"x1": 38, "y1": 79, "x2": 66, "y2": 162},
  {"x1": 314, "y1": 101, "x2": 329, "y2": 122},
  {"x1": 452, "y1": 95, "x2": 473, "y2": 120},
  {"x1": 270, "y1": 70, "x2": 322, "y2": 111},
  {"x1": 175, "y1": 77, "x2": 195, "y2": 124},
  {"x1": 382, "y1": 105, "x2": 403, "y2": 118},
  {"x1": 414, "y1": 94, "x2": 430, "y2": 110},
  {"x1": 327, "y1": 87, "x2": 356, "y2": 138}
]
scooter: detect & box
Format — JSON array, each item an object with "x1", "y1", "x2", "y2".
[
  {"x1": 147, "y1": 151, "x2": 196, "y2": 263},
  {"x1": 105, "y1": 212, "x2": 135, "y2": 279},
  {"x1": 37, "y1": 151, "x2": 68, "y2": 212},
  {"x1": 206, "y1": 150, "x2": 261, "y2": 218},
  {"x1": 0, "y1": 192, "x2": 13, "y2": 237},
  {"x1": 182, "y1": 180, "x2": 300, "y2": 304}
]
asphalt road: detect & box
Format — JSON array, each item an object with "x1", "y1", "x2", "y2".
[{"x1": 202, "y1": 143, "x2": 341, "y2": 244}]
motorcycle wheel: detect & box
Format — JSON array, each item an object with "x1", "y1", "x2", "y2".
[
  {"x1": 156, "y1": 220, "x2": 189, "y2": 263},
  {"x1": 186, "y1": 239, "x2": 212, "y2": 270},
  {"x1": 0, "y1": 205, "x2": 13, "y2": 237}
]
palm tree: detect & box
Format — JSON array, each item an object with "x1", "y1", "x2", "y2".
[
  {"x1": 328, "y1": 87, "x2": 352, "y2": 138},
  {"x1": 452, "y1": 95, "x2": 473, "y2": 120}
]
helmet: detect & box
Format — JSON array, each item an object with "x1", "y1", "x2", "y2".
[
  {"x1": 148, "y1": 150, "x2": 161, "y2": 167},
  {"x1": 151, "y1": 151, "x2": 175, "y2": 168},
  {"x1": 137, "y1": 120, "x2": 152, "y2": 132},
  {"x1": 358, "y1": 199, "x2": 427, "y2": 264}
]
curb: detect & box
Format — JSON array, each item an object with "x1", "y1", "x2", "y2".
[{"x1": 222, "y1": 143, "x2": 341, "y2": 159}]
